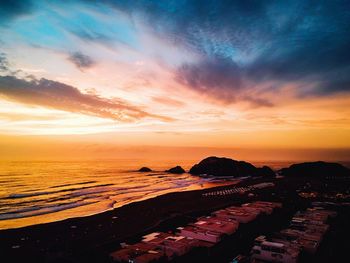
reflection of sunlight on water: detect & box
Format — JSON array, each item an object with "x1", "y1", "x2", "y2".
[{"x1": 0, "y1": 160, "x2": 236, "y2": 230}]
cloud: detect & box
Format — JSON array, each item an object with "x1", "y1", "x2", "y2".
[
  {"x1": 2, "y1": 0, "x2": 350, "y2": 104},
  {"x1": 0, "y1": 75, "x2": 171, "y2": 122},
  {"x1": 68, "y1": 52, "x2": 95, "y2": 70},
  {"x1": 0, "y1": 53, "x2": 9, "y2": 72},
  {"x1": 176, "y1": 57, "x2": 242, "y2": 103},
  {"x1": 176, "y1": 56, "x2": 273, "y2": 107},
  {"x1": 0, "y1": 0, "x2": 34, "y2": 25},
  {"x1": 152, "y1": 96, "x2": 185, "y2": 107},
  {"x1": 69, "y1": 27, "x2": 112, "y2": 43},
  {"x1": 96, "y1": 0, "x2": 350, "y2": 100}
]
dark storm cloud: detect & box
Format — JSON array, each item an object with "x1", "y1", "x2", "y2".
[
  {"x1": 68, "y1": 52, "x2": 95, "y2": 70},
  {"x1": 94, "y1": 0, "x2": 350, "y2": 99},
  {"x1": 0, "y1": 75, "x2": 171, "y2": 122}
]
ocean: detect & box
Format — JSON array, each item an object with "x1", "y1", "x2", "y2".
[
  {"x1": 0, "y1": 159, "x2": 238, "y2": 230},
  {"x1": 1, "y1": 159, "x2": 347, "y2": 230}
]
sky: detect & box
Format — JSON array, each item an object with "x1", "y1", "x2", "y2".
[{"x1": 0, "y1": 0, "x2": 350, "y2": 161}]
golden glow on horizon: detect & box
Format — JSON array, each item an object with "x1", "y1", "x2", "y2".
[{"x1": 1, "y1": 33, "x2": 350, "y2": 158}]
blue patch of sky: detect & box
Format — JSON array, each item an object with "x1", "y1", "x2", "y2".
[
  {"x1": 60, "y1": 7, "x2": 138, "y2": 49},
  {"x1": 4, "y1": 1, "x2": 139, "y2": 52}
]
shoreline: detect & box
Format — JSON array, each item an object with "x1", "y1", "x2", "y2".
[
  {"x1": 0, "y1": 178, "x2": 268, "y2": 263},
  {"x1": 0, "y1": 180, "x2": 241, "y2": 232},
  {"x1": 0, "y1": 179, "x2": 237, "y2": 231}
]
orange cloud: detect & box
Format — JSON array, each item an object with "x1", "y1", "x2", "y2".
[{"x1": 0, "y1": 75, "x2": 172, "y2": 122}]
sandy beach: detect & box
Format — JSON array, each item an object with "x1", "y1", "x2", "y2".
[{"x1": 0, "y1": 177, "x2": 272, "y2": 263}]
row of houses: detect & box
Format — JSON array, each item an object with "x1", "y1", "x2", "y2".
[
  {"x1": 249, "y1": 205, "x2": 337, "y2": 263},
  {"x1": 109, "y1": 201, "x2": 282, "y2": 263}
]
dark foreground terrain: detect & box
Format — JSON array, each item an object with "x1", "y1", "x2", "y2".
[{"x1": 1, "y1": 171, "x2": 350, "y2": 263}]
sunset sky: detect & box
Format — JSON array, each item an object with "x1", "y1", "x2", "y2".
[{"x1": 0, "y1": 1, "x2": 350, "y2": 161}]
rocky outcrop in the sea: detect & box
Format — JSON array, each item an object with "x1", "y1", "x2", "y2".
[
  {"x1": 166, "y1": 166, "x2": 186, "y2": 174},
  {"x1": 189, "y1": 156, "x2": 275, "y2": 177},
  {"x1": 279, "y1": 161, "x2": 350, "y2": 178},
  {"x1": 138, "y1": 167, "x2": 152, "y2": 172}
]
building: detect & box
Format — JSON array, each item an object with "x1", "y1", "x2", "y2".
[
  {"x1": 280, "y1": 228, "x2": 324, "y2": 248},
  {"x1": 251, "y1": 206, "x2": 335, "y2": 258},
  {"x1": 251, "y1": 236, "x2": 300, "y2": 263},
  {"x1": 177, "y1": 225, "x2": 222, "y2": 243},
  {"x1": 111, "y1": 201, "x2": 285, "y2": 262},
  {"x1": 110, "y1": 242, "x2": 165, "y2": 263},
  {"x1": 193, "y1": 216, "x2": 239, "y2": 235},
  {"x1": 254, "y1": 201, "x2": 283, "y2": 209},
  {"x1": 242, "y1": 201, "x2": 282, "y2": 215},
  {"x1": 213, "y1": 208, "x2": 257, "y2": 223},
  {"x1": 141, "y1": 232, "x2": 199, "y2": 258}
]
